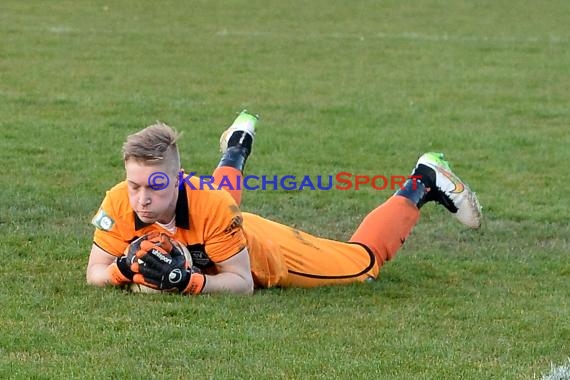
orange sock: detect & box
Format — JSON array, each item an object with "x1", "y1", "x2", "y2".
[
  {"x1": 349, "y1": 195, "x2": 420, "y2": 265},
  {"x1": 212, "y1": 166, "x2": 243, "y2": 206}
]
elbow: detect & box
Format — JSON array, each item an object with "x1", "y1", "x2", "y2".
[
  {"x1": 85, "y1": 267, "x2": 107, "y2": 287},
  {"x1": 85, "y1": 273, "x2": 101, "y2": 287},
  {"x1": 86, "y1": 275, "x2": 96, "y2": 286},
  {"x1": 243, "y1": 279, "x2": 254, "y2": 295},
  {"x1": 229, "y1": 276, "x2": 254, "y2": 296},
  {"x1": 242, "y1": 275, "x2": 254, "y2": 295},
  {"x1": 237, "y1": 284, "x2": 254, "y2": 295}
]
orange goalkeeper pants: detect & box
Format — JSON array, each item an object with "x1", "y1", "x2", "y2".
[{"x1": 212, "y1": 167, "x2": 420, "y2": 288}]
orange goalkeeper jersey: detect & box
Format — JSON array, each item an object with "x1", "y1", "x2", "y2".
[{"x1": 92, "y1": 177, "x2": 247, "y2": 270}]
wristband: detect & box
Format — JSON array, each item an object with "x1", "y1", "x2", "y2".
[
  {"x1": 182, "y1": 273, "x2": 206, "y2": 295},
  {"x1": 107, "y1": 263, "x2": 132, "y2": 286}
]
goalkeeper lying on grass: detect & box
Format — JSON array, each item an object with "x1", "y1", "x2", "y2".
[{"x1": 86, "y1": 111, "x2": 481, "y2": 295}]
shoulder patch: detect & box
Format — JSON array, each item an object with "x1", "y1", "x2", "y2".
[{"x1": 92, "y1": 209, "x2": 115, "y2": 231}]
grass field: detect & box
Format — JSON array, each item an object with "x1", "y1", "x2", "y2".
[{"x1": 1, "y1": 1, "x2": 569, "y2": 379}]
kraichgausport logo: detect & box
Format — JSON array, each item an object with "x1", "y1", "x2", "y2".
[{"x1": 148, "y1": 171, "x2": 422, "y2": 192}]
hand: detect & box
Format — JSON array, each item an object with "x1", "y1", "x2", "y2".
[
  {"x1": 132, "y1": 233, "x2": 206, "y2": 294},
  {"x1": 107, "y1": 235, "x2": 148, "y2": 286}
]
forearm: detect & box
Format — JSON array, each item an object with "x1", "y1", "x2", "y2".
[
  {"x1": 86, "y1": 263, "x2": 113, "y2": 287},
  {"x1": 202, "y1": 271, "x2": 254, "y2": 295},
  {"x1": 87, "y1": 244, "x2": 125, "y2": 287}
]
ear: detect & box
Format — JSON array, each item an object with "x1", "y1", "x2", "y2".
[{"x1": 171, "y1": 169, "x2": 182, "y2": 189}]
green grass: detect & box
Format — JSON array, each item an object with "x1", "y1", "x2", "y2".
[{"x1": 1, "y1": 1, "x2": 569, "y2": 378}]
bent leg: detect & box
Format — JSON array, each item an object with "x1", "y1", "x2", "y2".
[
  {"x1": 212, "y1": 166, "x2": 243, "y2": 206},
  {"x1": 242, "y1": 213, "x2": 379, "y2": 288},
  {"x1": 279, "y1": 240, "x2": 379, "y2": 288},
  {"x1": 349, "y1": 195, "x2": 419, "y2": 265},
  {"x1": 212, "y1": 110, "x2": 258, "y2": 206}
]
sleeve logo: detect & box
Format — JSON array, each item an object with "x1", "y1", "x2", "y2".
[
  {"x1": 224, "y1": 215, "x2": 243, "y2": 234},
  {"x1": 91, "y1": 209, "x2": 115, "y2": 231}
]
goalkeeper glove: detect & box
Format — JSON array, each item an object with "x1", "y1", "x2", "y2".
[
  {"x1": 107, "y1": 234, "x2": 152, "y2": 286},
  {"x1": 132, "y1": 233, "x2": 205, "y2": 294},
  {"x1": 107, "y1": 255, "x2": 137, "y2": 286}
]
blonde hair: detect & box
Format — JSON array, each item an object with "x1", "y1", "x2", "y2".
[{"x1": 122, "y1": 121, "x2": 181, "y2": 175}]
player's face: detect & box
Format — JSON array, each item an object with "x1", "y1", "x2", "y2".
[{"x1": 125, "y1": 160, "x2": 179, "y2": 224}]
